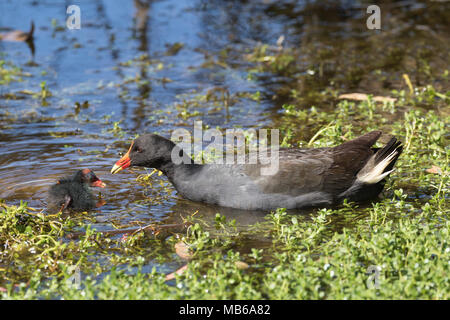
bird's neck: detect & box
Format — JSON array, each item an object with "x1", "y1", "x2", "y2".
[
  {"x1": 158, "y1": 161, "x2": 176, "y2": 181},
  {"x1": 156, "y1": 144, "x2": 202, "y2": 182}
]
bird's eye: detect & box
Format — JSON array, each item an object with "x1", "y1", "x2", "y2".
[{"x1": 136, "y1": 147, "x2": 143, "y2": 153}]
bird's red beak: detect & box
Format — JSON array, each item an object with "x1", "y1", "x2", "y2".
[
  {"x1": 91, "y1": 179, "x2": 106, "y2": 188},
  {"x1": 111, "y1": 142, "x2": 133, "y2": 174}
]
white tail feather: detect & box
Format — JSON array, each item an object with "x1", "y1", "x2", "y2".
[{"x1": 357, "y1": 151, "x2": 398, "y2": 184}]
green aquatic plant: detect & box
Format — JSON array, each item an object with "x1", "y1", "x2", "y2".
[{"x1": 0, "y1": 60, "x2": 28, "y2": 85}]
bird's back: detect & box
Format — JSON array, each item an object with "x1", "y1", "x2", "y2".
[{"x1": 47, "y1": 180, "x2": 95, "y2": 211}]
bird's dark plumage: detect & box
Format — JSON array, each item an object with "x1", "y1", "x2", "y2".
[
  {"x1": 47, "y1": 169, "x2": 105, "y2": 213},
  {"x1": 111, "y1": 131, "x2": 402, "y2": 210}
]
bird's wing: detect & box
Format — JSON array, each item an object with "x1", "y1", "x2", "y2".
[
  {"x1": 60, "y1": 194, "x2": 72, "y2": 212},
  {"x1": 242, "y1": 148, "x2": 334, "y2": 196},
  {"x1": 242, "y1": 131, "x2": 382, "y2": 196}
]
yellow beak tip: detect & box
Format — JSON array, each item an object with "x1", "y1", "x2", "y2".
[{"x1": 111, "y1": 164, "x2": 122, "y2": 174}]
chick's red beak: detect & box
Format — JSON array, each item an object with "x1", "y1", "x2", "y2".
[
  {"x1": 111, "y1": 142, "x2": 133, "y2": 174},
  {"x1": 91, "y1": 179, "x2": 106, "y2": 188}
]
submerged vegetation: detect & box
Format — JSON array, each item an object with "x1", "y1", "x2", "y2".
[{"x1": 0, "y1": 0, "x2": 449, "y2": 300}]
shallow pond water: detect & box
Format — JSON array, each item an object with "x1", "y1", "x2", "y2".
[
  {"x1": 0, "y1": 0, "x2": 448, "y2": 277},
  {"x1": 0, "y1": 0, "x2": 279, "y2": 226}
]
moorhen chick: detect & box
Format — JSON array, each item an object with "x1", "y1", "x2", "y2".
[
  {"x1": 47, "y1": 169, "x2": 106, "y2": 212},
  {"x1": 111, "y1": 131, "x2": 402, "y2": 210}
]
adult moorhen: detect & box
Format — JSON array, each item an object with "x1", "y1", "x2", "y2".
[
  {"x1": 111, "y1": 131, "x2": 402, "y2": 210},
  {"x1": 47, "y1": 169, "x2": 106, "y2": 212}
]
